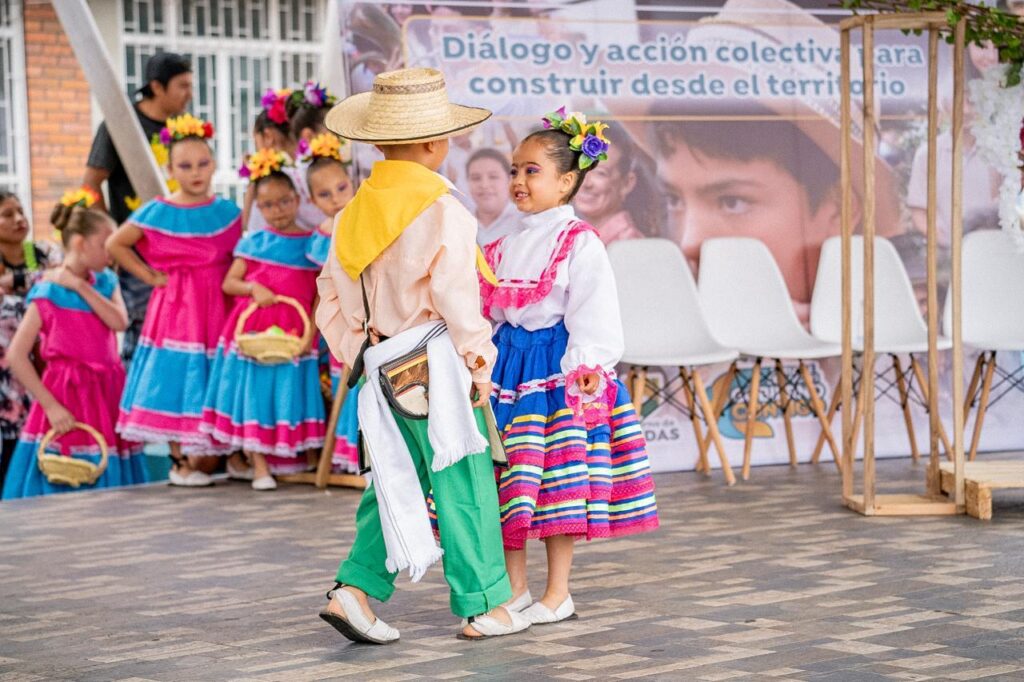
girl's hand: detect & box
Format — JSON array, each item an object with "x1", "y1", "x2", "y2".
[
  {"x1": 44, "y1": 267, "x2": 82, "y2": 292},
  {"x1": 147, "y1": 270, "x2": 169, "y2": 288},
  {"x1": 576, "y1": 372, "x2": 601, "y2": 396},
  {"x1": 251, "y1": 283, "x2": 276, "y2": 308},
  {"x1": 43, "y1": 402, "x2": 76, "y2": 435}
]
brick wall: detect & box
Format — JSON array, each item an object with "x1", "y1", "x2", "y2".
[{"x1": 24, "y1": 0, "x2": 92, "y2": 241}]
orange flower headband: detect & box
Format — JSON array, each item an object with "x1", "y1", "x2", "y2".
[
  {"x1": 239, "y1": 148, "x2": 293, "y2": 182},
  {"x1": 297, "y1": 133, "x2": 352, "y2": 165},
  {"x1": 59, "y1": 186, "x2": 100, "y2": 209}
]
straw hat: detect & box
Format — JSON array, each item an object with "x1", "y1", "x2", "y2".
[{"x1": 325, "y1": 68, "x2": 492, "y2": 144}]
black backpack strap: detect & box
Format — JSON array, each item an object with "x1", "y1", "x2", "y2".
[{"x1": 346, "y1": 272, "x2": 373, "y2": 389}]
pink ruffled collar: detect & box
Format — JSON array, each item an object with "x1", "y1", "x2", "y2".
[{"x1": 480, "y1": 209, "x2": 597, "y2": 318}]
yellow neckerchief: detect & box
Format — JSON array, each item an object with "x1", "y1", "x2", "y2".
[{"x1": 335, "y1": 159, "x2": 498, "y2": 285}]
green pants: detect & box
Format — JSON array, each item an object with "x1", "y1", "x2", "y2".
[{"x1": 336, "y1": 407, "x2": 512, "y2": 618}]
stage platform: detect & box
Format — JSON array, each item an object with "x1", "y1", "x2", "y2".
[{"x1": 3, "y1": 456, "x2": 1024, "y2": 681}]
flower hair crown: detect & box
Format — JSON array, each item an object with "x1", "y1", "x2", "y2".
[
  {"x1": 541, "y1": 106, "x2": 610, "y2": 170},
  {"x1": 239, "y1": 148, "x2": 293, "y2": 182},
  {"x1": 159, "y1": 113, "x2": 214, "y2": 145},
  {"x1": 59, "y1": 186, "x2": 100, "y2": 209},
  {"x1": 297, "y1": 133, "x2": 351, "y2": 165},
  {"x1": 289, "y1": 81, "x2": 337, "y2": 110},
  {"x1": 261, "y1": 88, "x2": 294, "y2": 125}
]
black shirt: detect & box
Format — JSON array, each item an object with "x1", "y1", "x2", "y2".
[{"x1": 86, "y1": 105, "x2": 165, "y2": 225}]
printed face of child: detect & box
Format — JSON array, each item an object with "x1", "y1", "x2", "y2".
[
  {"x1": 308, "y1": 163, "x2": 354, "y2": 219},
  {"x1": 509, "y1": 137, "x2": 576, "y2": 214},
  {"x1": 0, "y1": 197, "x2": 29, "y2": 245},
  {"x1": 169, "y1": 139, "x2": 216, "y2": 198},
  {"x1": 574, "y1": 149, "x2": 636, "y2": 226},
  {"x1": 255, "y1": 177, "x2": 300, "y2": 230},
  {"x1": 467, "y1": 156, "x2": 509, "y2": 220},
  {"x1": 658, "y1": 141, "x2": 841, "y2": 306}
]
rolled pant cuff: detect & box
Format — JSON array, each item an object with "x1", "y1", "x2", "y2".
[
  {"x1": 450, "y1": 573, "x2": 514, "y2": 618},
  {"x1": 336, "y1": 560, "x2": 396, "y2": 604}
]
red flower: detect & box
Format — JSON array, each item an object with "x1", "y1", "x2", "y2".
[
  {"x1": 203, "y1": 121, "x2": 215, "y2": 139},
  {"x1": 269, "y1": 101, "x2": 288, "y2": 125}
]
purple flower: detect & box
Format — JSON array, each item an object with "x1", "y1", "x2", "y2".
[
  {"x1": 304, "y1": 82, "x2": 326, "y2": 107},
  {"x1": 296, "y1": 138, "x2": 310, "y2": 157},
  {"x1": 556, "y1": 105, "x2": 567, "y2": 118},
  {"x1": 260, "y1": 89, "x2": 277, "y2": 109},
  {"x1": 159, "y1": 128, "x2": 172, "y2": 145},
  {"x1": 580, "y1": 134, "x2": 609, "y2": 160},
  {"x1": 238, "y1": 165, "x2": 251, "y2": 179}
]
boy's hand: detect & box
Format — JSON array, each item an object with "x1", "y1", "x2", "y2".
[
  {"x1": 577, "y1": 372, "x2": 601, "y2": 396},
  {"x1": 252, "y1": 283, "x2": 276, "y2": 308},
  {"x1": 471, "y1": 381, "x2": 492, "y2": 408}
]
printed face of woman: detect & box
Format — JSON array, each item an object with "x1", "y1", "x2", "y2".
[
  {"x1": 308, "y1": 163, "x2": 354, "y2": 219},
  {"x1": 573, "y1": 149, "x2": 636, "y2": 226},
  {"x1": 509, "y1": 137, "x2": 576, "y2": 214},
  {"x1": 467, "y1": 156, "x2": 509, "y2": 222},
  {"x1": 658, "y1": 141, "x2": 841, "y2": 306},
  {"x1": 0, "y1": 197, "x2": 29, "y2": 245}
]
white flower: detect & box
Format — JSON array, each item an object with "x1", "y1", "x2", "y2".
[{"x1": 967, "y1": 68, "x2": 1024, "y2": 233}]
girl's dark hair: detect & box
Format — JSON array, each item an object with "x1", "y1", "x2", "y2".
[
  {"x1": 254, "y1": 110, "x2": 292, "y2": 140},
  {"x1": 305, "y1": 156, "x2": 349, "y2": 191},
  {"x1": 466, "y1": 147, "x2": 508, "y2": 174},
  {"x1": 254, "y1": 170, "x2": 297, "y2": 193},
  {"x1": 521, "y1": 129, "x2": 599, "y2": 202},
  {"x1": 289, "y1": 102, "x2": 329, "y2": 138},
  {"x1": 0, "y1": 190, "x2": 18, "y2": 204},
  {"x1": 49, "y1": 204, "x2": 111, "y2": 248}
]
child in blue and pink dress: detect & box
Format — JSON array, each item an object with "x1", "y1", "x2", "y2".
[
  {"x1": 109, "y1": 114, "x2": 243, "y2": 487},
  {"x1": 301, "y1": 133, "x2": 360, "y2": 473},
  {"x1": 481, "y1": 109, "x2": 659, "y2": 624},
  {"x1": 201, "y1": 150, "x2": 326, "y2": 490},
  {"x1": 2, "y1": 205, "x2": 144, "y2": 500}
]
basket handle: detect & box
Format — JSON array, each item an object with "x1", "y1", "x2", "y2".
[
  {"x1": 37, "y1": 422, "x2": 109, "y2": 473},
  {"x1": 234, "y1": 295, "x2": 313, "y2": 349}
]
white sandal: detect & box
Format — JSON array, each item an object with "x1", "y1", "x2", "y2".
[
  {"x1": 457, "y1": 607, "x2": 531, "y2": 641},
  {"x1": 503, "y1": 590, "x2": 533, "y2": 613},
  {"x1": 522, "y1": 595, "x2": 578, "y2": 625},
  {"x1": 319, "y1": 586, "x2": 399, "y2": 645}
]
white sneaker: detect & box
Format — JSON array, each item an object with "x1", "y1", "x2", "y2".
[
  {"x1": 226, "y1": 462, "x2": 254, "y2": 481},
  {"x1": 503, "y1": 590, "x2": 533, "y2": 613},
  {"x1": 252, "y1": 475, "x2": 277, "y2": 491},
  {"x1": 522, "y1": 595, "x2": 578, "y2": 624},
  {"x1": 168, "y1": 469, "x2": 214, "y2": 487}
]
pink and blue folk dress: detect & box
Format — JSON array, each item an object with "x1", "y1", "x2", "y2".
[
  {"x1": 116, "y1": 197, "x2": 241, "y2": 452},
  {"x1": 2, "y1": 270, "x2": 145, "y2": 499},
  {"x1": 480, "y1": 204, "x2": 659, "y2": 550},
  {"x1": 200, "y1": 228, "x2": 326, "y2": 472},
  {"x1": 306, "y1": 225, "x2": 360, "y2": 473}
]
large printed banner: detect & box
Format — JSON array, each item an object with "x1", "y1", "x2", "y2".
[{"x1": 337, "y1": 0, "x2": 1024, "y2": 473}]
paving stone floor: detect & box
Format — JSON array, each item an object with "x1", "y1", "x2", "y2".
[{"x1": 2, "y1": 456, "x2": 1024, "y2": 681}]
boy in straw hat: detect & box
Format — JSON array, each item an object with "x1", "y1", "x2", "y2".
[{"x1": 315, "y1": 67, "x2": 530, "y2": 643}]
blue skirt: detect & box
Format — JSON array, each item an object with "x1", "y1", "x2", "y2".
[{"x1": 2, "y1": 438, "x2": 147, "y2": 500}]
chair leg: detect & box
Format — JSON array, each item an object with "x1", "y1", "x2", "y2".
[
  {"x1": 702, "y1": 362, "x2": 736, "y2": 453},
  {"x1": 811, "y1": 382, "x2": 842, "y2": 465},
  {"x1": 680, "y1": 367, "x2": 710, "y2": 475},
  {"x1": 799, "y1": 360, "x2": 842, "y2": 473},
  {"x1": 692, "y1": 369, "x2": 737, "y2": 486},
  {"x1": 892, "y1": 354, "x2": 920, "y2": 462},
  {"x1": 963, "y1": 353, "x2": 985, "y2": 422},
  {"x1": 742, "y1": 358, "x2": 763, "y2": 481},
  {"x1": 909, "y1": 356, "x2": 954, "y2": 461},
  {"x1": 631, "y1": 367, "x2": 648, "y2": 416},
  {"x1": 847, "y1": 373, "x2": 867, "y2": 462},
  {"x1": 774, "y1": 359, "x2": 797, "y2": 468},
  {"x1": 969, "y1": 351, "x2": 997, "y2": 462}
]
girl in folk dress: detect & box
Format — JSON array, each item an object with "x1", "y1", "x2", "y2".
[
  {"x1": 110, "y1": 114, "x2": 242, "y2": 487},
  {"x1": 301, "y1": 133, "x2": 360, "y2": 473},
  {"x1": 481, "y1": 109, "x2": 659, "y2": 623},
  {"x1": 201, "y1": 150, "x2": 326, "y2": 490},
  {"x1": 2, "y1": 207, "x2": 144, "y2": 500}
]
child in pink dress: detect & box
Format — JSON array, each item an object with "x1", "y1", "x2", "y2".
[
  {"x1": 201, "y1": 150, "x2": 326, "y2": 490},
  {"x1": 2, "y1": 205, "x2": 144, "y2": 499},
  {"x1": 110, "y1": 114, "x2": 242, "y2": 487}
]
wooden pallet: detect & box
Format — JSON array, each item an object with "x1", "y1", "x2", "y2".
[{"x1": 939, "y1": 461, "x2": 1024, "y2": 520}]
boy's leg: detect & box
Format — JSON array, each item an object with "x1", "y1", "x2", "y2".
[
  {"x1": 334, "y1": 480, "x2": 401, "y2": 605},
  {"x1": 399, "y1": 409, "x2": 513, "y2": 618}
]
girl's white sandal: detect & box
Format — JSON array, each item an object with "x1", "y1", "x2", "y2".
[{"x1": 522, "y1": 595, "x2": 578, "y2": 624}]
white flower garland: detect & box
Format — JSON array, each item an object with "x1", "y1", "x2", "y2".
[{"x1": 967, "y1": 67, "x2": 1024, "y2": 233}]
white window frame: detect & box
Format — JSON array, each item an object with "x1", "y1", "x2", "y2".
[
  {"x1": 1, "y1": 1, "x2": 32, "y2": 224},
  {"x1": 118, "y1": 0, "x2": 323, "y2": 203}
]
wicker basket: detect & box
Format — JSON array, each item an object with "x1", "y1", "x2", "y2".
[
  {"x1": 234, "y1": 295, "x2": 313, "y2": 364},
  {"x1": 36, "y1": 422, "x2": 109, "y2": 488}
]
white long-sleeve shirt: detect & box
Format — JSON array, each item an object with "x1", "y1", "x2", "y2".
[{"x1": 486, "y1": 204, "x2": 624, "y2": 379}]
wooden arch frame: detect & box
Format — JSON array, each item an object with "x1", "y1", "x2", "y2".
[{"x1": 839, "y1": 12, "x2": 966, "y2": 515}]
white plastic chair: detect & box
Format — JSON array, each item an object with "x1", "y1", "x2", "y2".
[
  {"x1": 609, "y1": 239, "x2": 739, "y2": 485},
  {"x1": 810, "y1": 236, "x2": 953, "y2": 463},
  {"x1": 942, "y1": 229, "x2": 1024, "y2": 460},
  {"x1": 698, "y1": 237, "x2": 842, "y2": 480}
]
